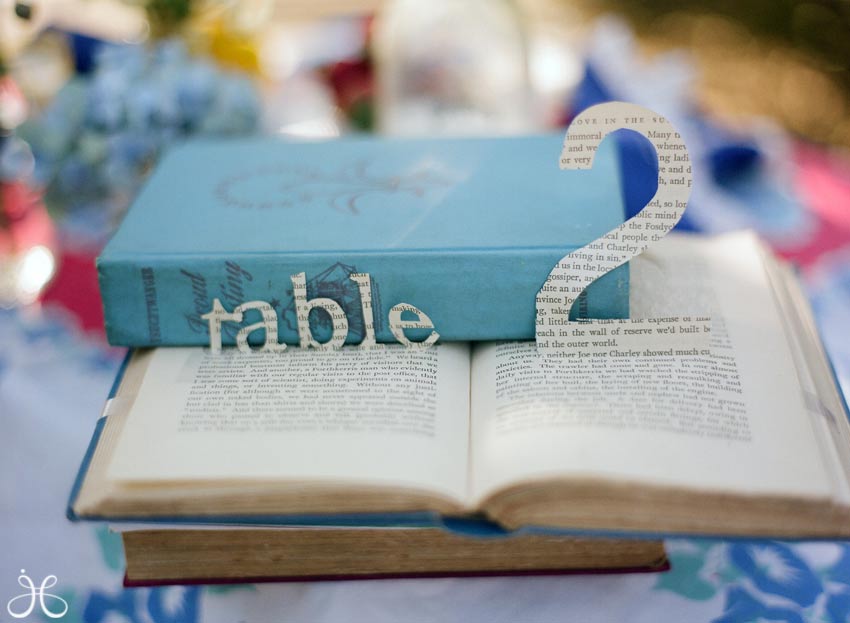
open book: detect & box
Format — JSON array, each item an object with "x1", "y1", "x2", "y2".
[{"x1": 71, "y1": 232, "x2": 850, "y2": 537}]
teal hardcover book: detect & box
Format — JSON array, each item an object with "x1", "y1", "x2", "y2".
[{"x1": 97, "y1": 134, "x2": 629, "y2": 346}]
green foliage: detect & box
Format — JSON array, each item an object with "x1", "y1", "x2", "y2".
[{"x1": 146, "y1": 0, "x2": 194, "y2": 34}]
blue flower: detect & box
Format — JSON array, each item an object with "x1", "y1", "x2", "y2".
[
  {"x1": 824, "y1": 545, "x2": 850, "y2": 584},
  {"x1": 147, "y1": 586, "x2": 200, "y2": 623},
  {"x1": 84, "y1": 588, "x2": 139, "y2": 623},
  {"x1": 714, "y1": 586, "x2": 805, "y2": 623},
  {"x1": 729, "y1": 542, "x2": 821, "y2": 607},
  {"x1": 83, "y1": 586, "x2": 200, "y2": 623},
  {"x1": 826, "y1": 590, "x2": 850, "y2": 623}
]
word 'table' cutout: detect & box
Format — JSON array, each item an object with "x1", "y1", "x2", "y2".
[
  {"x1": 535, "y1": 101, "x2": 711, "y2": 357},
  {"x1": 202, "y1": 272, "x2": 440, "y2": 353}
]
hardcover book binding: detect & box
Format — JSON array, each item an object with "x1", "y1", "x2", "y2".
[{"x1": 97, "y1": 135, "x2": 629, "y2": 346}]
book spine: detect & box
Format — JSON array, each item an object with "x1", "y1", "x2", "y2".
[{"x1": 98, "y1": 251, "x2": 629, "y2": 347}]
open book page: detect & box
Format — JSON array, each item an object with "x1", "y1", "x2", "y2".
[
  {"x1": 766, "y1": 256, "x2": 850, "y2": 505},
  {"x1": 469, "y1": 232, "x2": 836, "y2": 504},
  {"x1": 108, "y1": 343, "x2": 472, "y2": 504}
]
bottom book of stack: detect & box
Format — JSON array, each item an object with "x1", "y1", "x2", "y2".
[{"x1": 116, "y1": 525, "x2": 668, "y2": 586}]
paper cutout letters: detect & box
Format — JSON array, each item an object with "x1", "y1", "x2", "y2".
[
  {"x1": 202, "y1": 272, "x2": 439, "y2": 353},
  {"x1": 536, "y1": 101, "x2": 710, "y2": 357}
]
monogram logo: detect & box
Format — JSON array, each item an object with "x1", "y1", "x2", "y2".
[{"x1": 6, "y1": 569, "x2": 68, "y2": 619}]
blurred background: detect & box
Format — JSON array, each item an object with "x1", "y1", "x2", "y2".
[{"x1": 3, "y1": 3, "x2": 850, "y2": 621}]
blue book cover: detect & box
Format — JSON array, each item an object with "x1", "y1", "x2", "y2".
[{"x1": 98, "y1": 134, "x2": 629, "y2": 346}]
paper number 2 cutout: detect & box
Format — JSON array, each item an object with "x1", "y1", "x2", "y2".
[{"x1": 535, "y1": 101, "x2": 700, "y2": 356}]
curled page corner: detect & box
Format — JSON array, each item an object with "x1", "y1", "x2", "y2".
[{"x1": 536, "y1": 100, "x2": 709, "y2": 358}]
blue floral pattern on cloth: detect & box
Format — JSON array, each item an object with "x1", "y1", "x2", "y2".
[
  {"x1": 84, "y1": 586, "x2": 201, "y2": 623},
  {"x1": 656, "y1": 540, "x2": 850, "y2": 622}
]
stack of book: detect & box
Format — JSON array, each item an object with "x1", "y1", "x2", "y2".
[{"x1": 69, "y1": 134, "x2": 850, "y2": 586}]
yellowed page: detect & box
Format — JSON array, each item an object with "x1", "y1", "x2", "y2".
[
  {"x1": 471, "y1": 232, "x2": 835, "y2": 503},
  {"x1": 108, "y1": 343, "x2": 471, "y2": 505}
]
